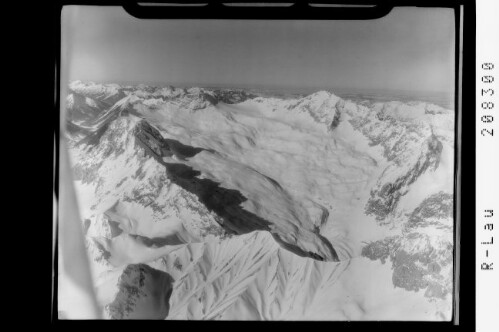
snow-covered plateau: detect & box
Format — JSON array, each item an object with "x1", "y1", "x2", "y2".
[{"x1": 60, "y1": 80, "x2": 455, "y2": 320}]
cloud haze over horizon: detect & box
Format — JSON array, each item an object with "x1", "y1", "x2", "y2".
[{"x1": 62, "y1": 6, "x2": 455, "y2": 94}]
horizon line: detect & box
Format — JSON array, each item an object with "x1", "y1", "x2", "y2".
[{"x1": 67, "y1": 79, "x2": 454, "y2": 96}]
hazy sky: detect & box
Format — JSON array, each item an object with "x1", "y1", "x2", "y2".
[{"x1": 62, "y1": 6, "x2": 455, "y2": 93}]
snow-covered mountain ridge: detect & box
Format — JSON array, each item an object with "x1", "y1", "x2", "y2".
[{"x1": 62, "y1": 80, "x2": 454, "y2": 320}]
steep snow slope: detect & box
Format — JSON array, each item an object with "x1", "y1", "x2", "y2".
[
  {"x1": 62, "y1": 81, "x2": 455, "y2": 320},
  {"x1": 93, "y1": 231, "x2": 450, "y2": 320}
]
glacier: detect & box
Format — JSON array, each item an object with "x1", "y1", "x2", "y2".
[{"x1": 59, "y1": 80, "x2": 455, "y2": 320}]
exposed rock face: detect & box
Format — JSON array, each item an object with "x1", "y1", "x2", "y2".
[
  {"x1": 365, "y1": 135, "x2": 443, "y2": 221},
  {"x1": 212, "y1": 89, "x2": 258, "y2": 104},
  {"x1": 106, "y1": 264, "x2": 174, "y2": 319},
  {"x1": 329, "y1": 108, "x2": 341, "y2": 131},
  {"x1": 362, "y1": 192, "x2": 453, "y2": 299},
  {"x1": 407, "y1": 192, "x2": 453, "y2": 229},
  {"x1": 342, "y1": 100, "x2": 450, "y2": 223}
]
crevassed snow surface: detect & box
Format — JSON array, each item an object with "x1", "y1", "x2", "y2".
[{"x1": 60, "y1": 81, "x2": 454, "y2": 320}]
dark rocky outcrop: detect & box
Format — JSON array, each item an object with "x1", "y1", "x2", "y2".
[
  {"x1": 212, "y1": 89, "x2": 258, "y2": 104},
  {"x1": 362, "y1": 192, "x2": 453, "y2": 300},
  {"x1": 365, "y1": 135, "x2": 443, "y2": 221},
  {"x1": 107, "y1": 264, "x2": 174, "y2": 319}
]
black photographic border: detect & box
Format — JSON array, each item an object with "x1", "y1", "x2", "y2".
[{"x1": 47, "y1": 1, "x2": 476, "y2": 330}]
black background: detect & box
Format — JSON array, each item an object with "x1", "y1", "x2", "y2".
[{"x1": 18, "y1": 0, "x2": 476, "y2": 329}]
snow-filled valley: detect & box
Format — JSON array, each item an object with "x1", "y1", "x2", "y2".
[{"x1": 59, "y1": 80, "x2": 455, "y2": 320}]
